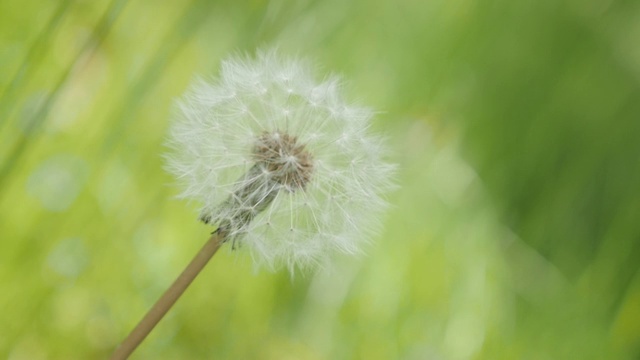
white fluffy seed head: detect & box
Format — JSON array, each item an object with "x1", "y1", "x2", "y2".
[{"x1": 165, "y1": 49, "x2": 395, "y2": 273}]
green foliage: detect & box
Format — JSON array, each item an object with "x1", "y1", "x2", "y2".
[{"x1": 1, "y1": 0, "x2": 639, "y2": 358}]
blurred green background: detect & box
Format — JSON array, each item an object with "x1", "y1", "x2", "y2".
[{"x1": 2, "y1": 0, "x2": 640, "y2": 359}]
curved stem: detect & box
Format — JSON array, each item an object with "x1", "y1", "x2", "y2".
[{"x1": 111, "y1": 231, "x2": 225, "y2": 360}]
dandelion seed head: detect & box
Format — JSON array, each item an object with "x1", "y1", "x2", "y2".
[{"x1": 166, "y1": 49, "x2": 395, "y2": 272}]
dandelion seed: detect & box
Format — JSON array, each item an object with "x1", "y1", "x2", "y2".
[{"x1": 166, "y1": 49, "x2": 395, "y2": 272}]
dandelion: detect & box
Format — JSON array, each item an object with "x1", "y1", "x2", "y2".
[
  {"x1": 167, "y1": 49, "x2": 394, "y2": 271},
  {"x1": 111, "y1": 49, "x2": 394, "y2": 359}
]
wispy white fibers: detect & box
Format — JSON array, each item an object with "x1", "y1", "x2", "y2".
[{"x1": 166, "y1": 49, "x2": 395, "y2": 273}]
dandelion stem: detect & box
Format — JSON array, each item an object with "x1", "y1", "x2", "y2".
[{"x1": 110, "y1": 230, "x2": 225, "y2": 360}]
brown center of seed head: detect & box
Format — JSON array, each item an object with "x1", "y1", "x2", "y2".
[
  {"x1": 253, "y1": 131, "x2": 313, "y2": 190},
  {"x1": 201, "y1": 132, "x2": 313, "y2": 233}
]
